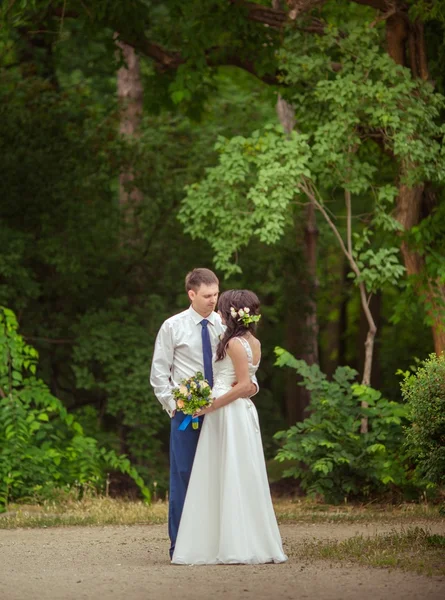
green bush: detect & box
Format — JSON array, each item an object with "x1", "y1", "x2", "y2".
[
  {"x1": 401, "y1": 353, "x2": 445, "y2": 486},
  {"x1": 273, "y1": 347, "x2": 412, "y2": 503},
  {"x1": 72, "y1": 297, "x2": 170, "y2": 493},
  {"x1": 0, "y1": 307, "x2": 150, "y2": 510}
]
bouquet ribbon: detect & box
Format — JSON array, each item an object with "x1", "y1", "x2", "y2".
[{"x1": 178, "y1": 415, "x2": 200, "y2": 431}]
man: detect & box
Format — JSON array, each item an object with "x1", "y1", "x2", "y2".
[{"x1": 150, "y1": 268, "x2": 257, "y2": 559}]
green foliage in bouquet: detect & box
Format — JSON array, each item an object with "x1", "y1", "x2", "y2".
[
  {"x1": 0, "y1": 307, "x2": 150, "y2": 510},
  {"x1": 173, "y1": 372, "x2": 212, "y2": 428},
  {"x1": 401, "y1": 353, "x2": 445, "y2": 486},
  {"x1": 273, "y1": 348, "x2": 412, "y2": 503}
]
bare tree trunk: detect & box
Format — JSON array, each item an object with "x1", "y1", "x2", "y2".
[
  {"x1": 386, "y1": 15, "x2": 445, "y2": 354},
  {"x1": 300, "y1": 182, "x2": 377, "y2": 432},
  {"x1": 114, "y1": 41, "x2": 144, "y2": 477},
  {"x1": 303, "y1": 200, "x2": 319, "y2": 367},
  {"x1": 396, "y1": 185, "x2": 445, "y2": 354},
  {"x1": 283, "y1": 218, "x2": 319, "y2": 425},
  {"x1": 358, "y1": 292, "x2": 381, "y2": 389},
  {"x1": 344, "y1": 189, "x2": 376, "y2": 432},
  {"x1": 386, "y1": 13, "x2": 408, "y2": 67},
  {"x1": 288, "y1": 200, "x2": 319, "y2": 424},
  {"x1": 116, "y1": 40, "x2": 144, "y2": 232},
  {"x1": 276, "y1": 94, "x2": 296, "y2": 133},
  {"x1": 277, "y1": 94, "x2": 319, "y2": 424}
]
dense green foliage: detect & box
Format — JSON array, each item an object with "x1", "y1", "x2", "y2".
[
  {"x1": 0, "y1": 44, "x2": 280, "y2": 495},
  {"x1": 0, "y1": 1, "x2": 444, "y2": 501},
  {"x1": 274, "y1": 348, "x2": 412, "y2": 502},
  {"x1": 402, "y1": 354, "x2": 445, "y2": 486},
  {"x1": 181, "y1": 24, "x2": 443, "y2": 303},
  {"x1": 0, "y1": 308, "x2": 150, "y2": 510}
]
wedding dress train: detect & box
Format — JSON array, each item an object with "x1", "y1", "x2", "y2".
[{"x1": 172, "y1": 336, "x2": 287, "y2": 565}]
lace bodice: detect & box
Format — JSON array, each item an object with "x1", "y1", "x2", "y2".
[{"x1": 212, "y1": 336, "x2": 259, "y2": 392}]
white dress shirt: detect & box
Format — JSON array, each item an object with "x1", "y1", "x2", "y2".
[{"x1": 150, "y1": 306, "x2": 224, "y2": 416}]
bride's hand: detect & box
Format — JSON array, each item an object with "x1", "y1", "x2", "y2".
[{"x1": 193, "y1": 404, "x2": 215, "y2": 418}]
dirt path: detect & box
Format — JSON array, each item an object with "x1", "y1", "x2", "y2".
[{"x1": 1, "y1": 522, "x2": 444, "y2": 600}]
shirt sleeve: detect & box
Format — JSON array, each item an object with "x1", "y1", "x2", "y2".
[
  {"x1": 150, "y1": 321, "x2": 177, "y2": 417},
  {"x1": 251, "y1": 374, "x2": 259, "y2": 397}
]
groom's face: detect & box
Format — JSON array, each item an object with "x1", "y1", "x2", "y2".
[{"x1": 188, "y1": 283, "x2": 219, "y2": 317}]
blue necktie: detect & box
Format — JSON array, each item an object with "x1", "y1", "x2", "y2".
[{"x1": 200, "y1": 319, "x2": 214, "y2": 388}]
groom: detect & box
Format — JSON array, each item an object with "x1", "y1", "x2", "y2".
[{"x1": 150, "y1": 268, "x2": 257, "y2": 559}]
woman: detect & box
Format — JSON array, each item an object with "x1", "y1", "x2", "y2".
[{"x1": 172, "y1": 289, "x2": 287, "y2": 565}]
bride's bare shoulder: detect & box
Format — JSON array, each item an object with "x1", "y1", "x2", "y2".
[
  {"x1": 227, "y1": 335, "x2": 261, "y2": 358},
  {"x1": 226, "y1": 336, "x2": 242, "y2": 349},
  {"x1": 250, "y1": 335, "x2": 261, "y2": 348}
]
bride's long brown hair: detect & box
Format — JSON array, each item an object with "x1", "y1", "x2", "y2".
[{"x1": 216, "y1": 289, "x2": 261, "y2": 361}]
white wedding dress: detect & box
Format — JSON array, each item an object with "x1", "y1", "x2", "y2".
[{"x1": 172, "y1": 336, "x2": 287, "y2": 565}]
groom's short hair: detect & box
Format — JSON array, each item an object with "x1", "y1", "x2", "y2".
[{"x1": 185, "y1": 268, "x2": 219, "y2": 292}]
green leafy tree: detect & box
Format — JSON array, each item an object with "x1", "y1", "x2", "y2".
[
  {"x1": 0, "y1": 307, "x2": 150, "y2": 510},
  {"x1": 180, "y1": 22, "x2": 444, "y2": 397},
  {"x1": 3, "y1": 3, "x2": 445, "y2": 357}
]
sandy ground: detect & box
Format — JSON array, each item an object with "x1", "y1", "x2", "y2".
[{"x1": 0, "y1": 522, "x2": 444, "y2": 600}]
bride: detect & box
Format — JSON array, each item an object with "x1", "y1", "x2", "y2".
[{"x1": 171, "y1": 289, "x2": 287, "y2": 565}]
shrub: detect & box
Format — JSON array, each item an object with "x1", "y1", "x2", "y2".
[
  {"x1": 401, "y1": 353, "x2": 445, "y2": 486},
  {"x1": 0, "y1": 307, "x2": 150, "y2": 510},
  {"x1": 273, "y1": 347, "x2": 412, "y2": 503},
  {"x1": 72, "y1": 298, "x2": 170, "y2": 493}
]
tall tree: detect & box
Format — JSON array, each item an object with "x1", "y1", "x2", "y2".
[
  {"x1": 276, "y1": 92, "x2": 319, "y2": 422},
  {"x1": 116, "y1": 39, "x2": 144, "y2": 235},
  {"x1": 179, "y1": 18, "x2": 441, "y2": 393}
]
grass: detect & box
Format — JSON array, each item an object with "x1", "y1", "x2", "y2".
[
  {"x1": 290, "y1": 527, "x2": 445, "y2": 577},
  {"x1": 0, "y1": 495, "x2": 443, "y2": 529},
  {"x1": 0, "y1": 497, "x2": 168, "y2": 529},
  {"x1": 273, "y1": 498, "x2": 445, "y2": 524}
]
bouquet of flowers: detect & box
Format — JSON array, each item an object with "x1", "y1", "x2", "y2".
[{"x1": 173, "y1": 371, "x2": 213, "y2": 430}]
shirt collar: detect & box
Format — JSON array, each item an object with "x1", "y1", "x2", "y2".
[{"x1": 188, "y1": 305, "x2": 217, "y2": 326}]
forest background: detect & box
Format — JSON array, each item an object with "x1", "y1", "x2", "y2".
[{"x1": 0, "y1": 0, "x2": 444, "y2": 508}]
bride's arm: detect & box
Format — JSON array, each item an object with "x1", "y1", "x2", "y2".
[{"x1": 193, "y1": 340, "x2": 251, "y2": 416}]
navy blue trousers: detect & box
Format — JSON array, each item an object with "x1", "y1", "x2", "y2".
[{"x1": 168, "y1": 411, "x2": 203, "y2": 559}]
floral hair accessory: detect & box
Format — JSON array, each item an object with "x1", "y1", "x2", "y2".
[{"x1": 230, "y1": 306, "x2": 261, "y2": 326}]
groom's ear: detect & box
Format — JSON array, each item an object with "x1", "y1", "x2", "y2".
[{"x1": 188, "y1": 289, "x2": 195, "y2": 303}]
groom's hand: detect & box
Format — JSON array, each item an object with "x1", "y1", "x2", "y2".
[{"x1": 231, "y1": 381, "x2": 257, "y2": 398}]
